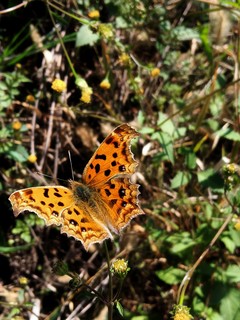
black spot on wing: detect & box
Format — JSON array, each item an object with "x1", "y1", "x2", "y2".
[
  {"x1": 118, "y1": 188, "x2": 126, "y2": 199},
  {"x1": 105, "y1": 189, "x2": 111, "y2": 197},
  {"x1": 43, "y1": 189, "x2": 49, "y2": 198},
  {"x1": 119, "y1": 165, "x2": 126, "y2": 172},
  {"x1": 95, "y1": 163, "x2": 100, "y2": 174},
  {"x1": 105, "y1": 137, "x2": 114, "y2": 144},
  {"x1": 111, "y1": 161, "x2": 117, "y2": 166},
  {"x1": 95, "y1": 154, "x2": 107, "y2": 160},
  {"x1": 104, "y1": 169, "x2": 111, "y2": 177}
]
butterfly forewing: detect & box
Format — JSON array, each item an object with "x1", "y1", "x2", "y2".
[{"x1": 82, "y1": 124, "x2": 139, "y2": 187}]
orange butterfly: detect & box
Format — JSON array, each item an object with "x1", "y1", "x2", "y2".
[{"x1": 9, "y1": 124, "x2": 144, "y2": 250}]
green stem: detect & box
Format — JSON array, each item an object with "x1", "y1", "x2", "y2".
[
  {"x1": 46, "y1": 1, "x2": 78, "y2": 79},
  {"x1": 47, "y1": 0, "x2": 91, "y2": 26},
  {"x1": 177, "y1": 212, "x2": 234, "y2": 305},
  {"x1": 104, "y1": 241, "x2": 113, "y2": 320},
  {"x1": 113, "y1": 278, "x2": 124, "y2": 301}
]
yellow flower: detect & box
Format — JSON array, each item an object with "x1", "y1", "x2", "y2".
[
  {"x1": 88, "y1": 10, "x2": 100, "y2": 19},
  {"x1": 12, "y1": 120, "x2": 22, "y2": 131},
  {"x1": 26, "y1": 95, "x2": 35, "y2": 103},
  {"x1": 151, "y1": 67, "x2": 160, "y2": 78},
  {"x1": 98, "y1": 23, "x2": 113, "y2": 39},
  {"x1": 80, "y1": 86, "x2": 93, "y2": 104},
  {"x1": 51, "y1": 79, "x2": 67, "y2": 93},
  {"x1": 75, "y1": 76, "x2": 93, "y2": 103},
  {"x1": 118, "y1": 53, "x2": 131, "y2": 66},
  {"x1": 28, "y1": 154, "x2": 37, "y2": 163},
  {"x1": 111, "y1": 259, "x2": 129, "y2": 278},
  {"x1": 234, "y1": 220, "x2": 240, "y2": 231},
  {"x1": 172, "y1": 305, "x2": 193, "y2": 320},
  {"x1": 19, "y1": 277, "x2": 28, "y2": 285},
  {"x1": 99, "y1": 79, "x2": 111, "y2": 90}
]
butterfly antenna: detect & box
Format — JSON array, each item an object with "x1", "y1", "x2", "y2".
[{"x1": 68, "y1": 150, "x2": 75, "y2": 180}]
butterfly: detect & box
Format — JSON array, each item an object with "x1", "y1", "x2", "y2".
[{"x1": 9, "y1": 124, "x2": 144, "y2": 250}]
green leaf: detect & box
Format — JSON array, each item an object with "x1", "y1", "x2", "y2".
[
  {"x1": 225, "y1": 265, "x2": 240, "y2": 284},
  {"x1": 139, "y1": 127, "x2": 155, "y2": 134},
  {"x1": 152, "y1": 131, "x2": 174, "y2": 163},
  {"x1": 221, "y1": 236, "x2": 235, "y2": 253},
  {"x1": 199, "y1": 24, "x2": 213, "y2": 61},
  {"x1": 116, "y1": 301, "x2": 124, "y2": 317},
  {"x1": 171, "y1": 171, "x2": 191, "y2": 188},
  {"x1": 215, "y1": 127, "x2": 240, "y2": 141},
  {"x1": 155, "y1": 267, "x2": 186, "y2": 285},
  {"x1": 157, "y1": 112, "x2": 175, "y2": 135},
  {"x1": 8, "y1": 144, "x2": 29, "y2": 162},
  {"x1": 76, "y1": 25, "x2": 99, "y2": 47},
  {"x1": 197, "y1": 168, "x2": 224, "y2": 192},
  {"x1": 0, "y1": 243, "x2": 33, "y2": 253},
  {"x1": 220, "y1": 288, "x2": 240, "y2": 320},
  {"x1": 179, "y1": 147, "x2": 196, "y2": 169},
  {"x1": 173, "y1": 26, "x2": 200, "y2": 41}
]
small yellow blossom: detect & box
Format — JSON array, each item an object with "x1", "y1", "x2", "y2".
[
  {"x1": 118, "y1": 53, "x2": 131, "y2": 66},
  {"x1": 234, "y1": 220, "x2": 240, "y2": 231},
  {"x1": 12, "y1": 120, "x2": 22, "y2": 131},
  {"x1": 16, "y1": 63, "x2": 22, "y2": 69},
  {"x1": 28, "y1": 154, "x2": 37, "y2": 163},
  {"x1": 19, "y1": 277, "x2": 28, "y2": 285},
  {"x1": 151, "y1": 67, "x2": 160, "y2": 78},
  {"x1": 98, "y1": 23, "x2": 113, "y2": 39},
  {"x1": 80, "y1": 87, "x2": 93, "y2": 104},
  {"x1": 51, "y1": 79, "x2": 67, "y2": 93},
  {"x1": 99, "y1": 79, "x2": 111, "y2": 90},
  {"x1": 26, "y1": 95, "x2": 35, "y2": 103},
  {"x1": 75, "y1": 77, "x2": 93, "y2": 103},
  {"x1": 111, "y1": 259, "x2": 129, "y2": 278},
  {"x1": 172, "y1": 305, "x2": 193, "y2": 320},
  {"x1": 88, "y1": 10, "x2": 100, "y2": 19}
]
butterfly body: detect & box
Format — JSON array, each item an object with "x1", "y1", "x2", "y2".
[{"x1": 9, "y1": 124, "x2": 144, "y2": 250}]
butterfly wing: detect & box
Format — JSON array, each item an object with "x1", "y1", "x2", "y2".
[
  {"x1": 60, "y1": 204, "x2": 111, "y2": 250},
  {"x1": 9, "y1": 186, "x2": 112, "y2": 250},
  {"x1": 97, "y1": 177, "x2": 144, "y2": 232},
  {"x1": 82, "y1": 124, "x2": 139, "y2": 187}
]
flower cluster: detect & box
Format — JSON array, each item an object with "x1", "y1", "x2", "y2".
[{"x1": 111, "y1": 259, "x2": 130, "y2": 279}]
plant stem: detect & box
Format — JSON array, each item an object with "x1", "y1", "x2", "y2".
[
  {"x1": 177, "y1": 212, "x2": 234, "y2": 305},
  {"x1": 46, "y1": 1, "x2": 78, "y2": 79},
  {"x1": 104, "y1": 241, "x2": 113, "y2": 320}
]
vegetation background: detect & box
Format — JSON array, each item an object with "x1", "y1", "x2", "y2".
[{"x1": 0, "y1": 0, "x2": 240, "y2": 319}]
